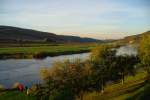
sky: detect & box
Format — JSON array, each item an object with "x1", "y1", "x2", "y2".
[{"x1": 0, "y1": 0, "x2": 150, "y2": 39}]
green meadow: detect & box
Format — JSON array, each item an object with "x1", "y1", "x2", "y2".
[{"x1": 0, "y1": 43, "x2": 96, "y2": 59}]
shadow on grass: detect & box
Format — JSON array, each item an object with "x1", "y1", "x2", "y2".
[{"x1": 126, "y1": 82, "x2": 150, "y2": 100}]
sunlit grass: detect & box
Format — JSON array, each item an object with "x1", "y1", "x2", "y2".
[
  {"x1": 0, "y1": 44, "x2": 94, "y2": 54},
  {"x1": 0, "y1": 43, "x2": 96, "y2": 58}
]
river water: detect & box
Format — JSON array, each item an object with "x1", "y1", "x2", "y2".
[
  {"x1": 0, "y1": 53, "x2": 90, "y2": 88},
  {"x1": 0, "y1": 45, "x2": 138, "y2": 88}
]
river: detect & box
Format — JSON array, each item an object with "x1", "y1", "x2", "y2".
[
  {"x1": 0, "y1": 45, "x2": 138, "y2": 88},
  {"x1": 0, "y1": 53, "x2": 90, "y2": 88}
]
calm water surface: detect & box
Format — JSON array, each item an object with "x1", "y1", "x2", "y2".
[
  {"x1": 116, "y1": 45, "x2": 137, "y2": 56},
  {"x1": 0, "y1": 53, "x2": 90, "y2": 88}
]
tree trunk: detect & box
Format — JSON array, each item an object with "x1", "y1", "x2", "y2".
[
  {"x1": 101, "y1": 78, "x2": 104, "y2": 93},
  {"x1": 121, "y1": 72, "x2": 124, "y2": 85},
  {"x1": 101, "y1": 86, "x2": 104, "y2": 93},
  {"x1": 79, "y1": 91, "x2": 83, "y2": 100},
  {"x1": 80, "y1": 94, "x2": 83, "y2": 100}
]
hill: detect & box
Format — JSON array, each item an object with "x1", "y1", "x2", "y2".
[
  {"x1": 117, "y1": 31, "x2": 150, "y2": 44},
  {"x1": 0, "y1": 26, "x2": 101, "y2": 43}
]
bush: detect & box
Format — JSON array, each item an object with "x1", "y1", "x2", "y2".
[
  {"x1": 12, "y1": 82, "x2": 20, "y2": 89},
  {"x1": 49, "y1": 89, "x2": 74, "y2": 100},
  {"x1": 0, "y1": 84, "x2": 5, "y2": 90},
  {"x1": 39, "y1": 59, "x2": 93, "y2": 100}
]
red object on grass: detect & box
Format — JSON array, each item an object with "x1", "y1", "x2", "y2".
[{"x1": 18, "y1": 84, "x2": 24, "y2": 92}]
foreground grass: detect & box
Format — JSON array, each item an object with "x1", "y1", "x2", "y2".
[
  {"x1": 82, "y1": 71, "x2": 148, "y2": 100},
  {"x1": 0, "y1": 90, "x2": 35, "y2": 100},
  {"x1": 0, "y1": 43, "x2": 96, "y2": 59}
]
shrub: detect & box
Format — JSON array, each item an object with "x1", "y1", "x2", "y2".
[
  {"x1": 0, "y1": 84, "x2": 5, "y2": 90},
  {"x1": 12, "y1": 82, "x2": 20, "y2": 89}
]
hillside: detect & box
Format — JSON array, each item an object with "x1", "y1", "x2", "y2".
[
  {"x1": 117, "y1": 31, "x2": 150, "y2": 44},
  {"x1": 0, "y1": 26, "x2": 101, "y2": 43}
]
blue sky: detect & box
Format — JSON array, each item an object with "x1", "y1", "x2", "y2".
[{"x1": 0, "y1": 0, "x2": 150, "y2": 39}]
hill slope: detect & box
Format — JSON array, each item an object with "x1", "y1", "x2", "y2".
[
  {"x1": 117, "y1": 31, "x2": 150, "y2": 44},
  {"x1": 0, "y1": 26, "x2": 101, "y2": 43}
]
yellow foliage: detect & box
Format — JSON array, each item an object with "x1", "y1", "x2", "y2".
[
  {"x1": 90, "y1": 45, "x2": 110, "y2": 62},
  {"x1": 12, "y1": 82, "x2": 20, "y2": 89},
  {"x1": 139, "y1": 35, "x2": 150, "y2": 74},
  {"x1": 40, "y1": 67, "x2": 51, "y2": 80}
]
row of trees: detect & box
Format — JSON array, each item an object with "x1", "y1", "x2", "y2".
[{"x1": 33, "y1": 35, "x2": 150, "y2": 100}]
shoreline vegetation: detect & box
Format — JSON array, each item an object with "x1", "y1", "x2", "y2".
[
  {"x1": 0, "y1": 43, "x2": 96, "y2": 59},
  {"x1": 0, "y1": 70, "x2": 148, "y2": 100}
]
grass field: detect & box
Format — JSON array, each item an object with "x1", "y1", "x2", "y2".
[
  {"x1": 0, "y1": 90, "x2": 35, "y2": 100},
  {"x1": 82, "y1": 71, "x2": 149, "y2": 100},
  {"x1": 0, "y1": 71, "x2": 149, "y2": 100},
  {"x1": 0, "y1": 43, "x2": 96, "y2": 59}
]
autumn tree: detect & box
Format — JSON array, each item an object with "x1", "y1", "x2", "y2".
[
  {"x1": 139, "y1": 35, "x2": 150, "y2": 79},
  {"x1": 113, "y1": 55, "x2": 138, "y2": 84},
  {"x1": 90, "y1": 45, "x2": 113, "y2": 93},
  {"x1": 40, "y1": 59, "x2": 92, "y2": 100}
]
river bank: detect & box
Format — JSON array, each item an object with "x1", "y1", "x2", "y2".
[{"x1": 0, "y1": 49, "x2": 90, "y2": 59}]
